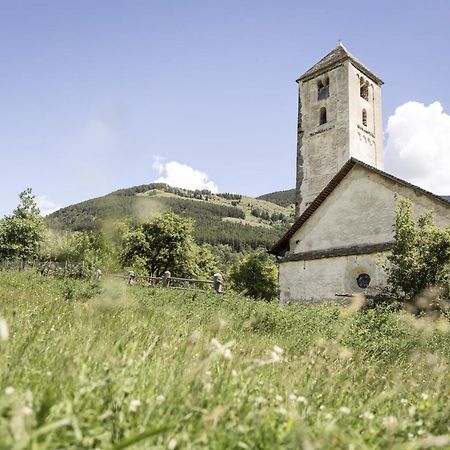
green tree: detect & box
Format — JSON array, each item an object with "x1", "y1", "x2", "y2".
[
  {"x1": 122, "y1": 211, "x2": 216, "y2": 278},
  {"x1": 229, "y1": 249, "x2": 278, "y2": 301},
  {"x1": 385, "y1": 198, "x2": 450, "y2": 305},
  {"x1": 0, "y1": 188, "x2": 45, "y2": 261}
]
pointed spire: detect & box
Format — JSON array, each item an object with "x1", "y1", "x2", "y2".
[{"x1": 297, "y1": 44, "x2": 383, "y2": 85}]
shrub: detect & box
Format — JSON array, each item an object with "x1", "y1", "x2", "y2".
[
  {"x1": 385, "y1": 198, "x2": 450, "y2": 308},
  {"x1": 228, "y1": 249, "x2": 278, "y2": 301}
]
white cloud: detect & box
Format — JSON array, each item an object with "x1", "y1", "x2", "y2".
[
  {"x1": 385, "y1": 101, "x2": 450, "y2": 195},
  {"x1": 36, "y1": 195, "x2": 62, "y2": 216},
  {"x1": 152, "y1": 159, "x2": 219, "y2": 193}
]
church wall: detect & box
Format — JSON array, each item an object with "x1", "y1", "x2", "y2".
[
  {"x1": 289, "y1": 166, "x2": 450, "y2": 255},
  {"x1": 279, "y1": 252, "x2": 388, "y2": 303}
]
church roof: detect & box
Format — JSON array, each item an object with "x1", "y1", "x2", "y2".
[
  {"x1": 297, "y1": 43, "x2": 383, "y2": 85},
  {"x1": 269, "y1": 158, "x2": 450, "y2": 256}
]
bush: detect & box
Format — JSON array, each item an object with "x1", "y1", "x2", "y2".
[
  {"x1": 385, "y1": 198, "x2": 450, "y2": 309},
  {"x1": 228, "y1": 249, "x2": 278, "y2": 301}
]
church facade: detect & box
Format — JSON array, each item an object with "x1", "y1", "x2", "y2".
[{"x1": 270, "y1": 45, "x2": 450, "y2": 302}]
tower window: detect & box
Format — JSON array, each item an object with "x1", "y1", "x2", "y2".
[
  {"x1": 362, "y1": 109, "x2": 367, "y2": 126},
  {"x1": 319, "y1": 107, "x2": 327, "y2": 125},
  {"x1": 360, "y1": 79, "x2": 369, "y2": 101},
  {"x1": 317, "y1": 76, "x2": 329, "y2": 100}
]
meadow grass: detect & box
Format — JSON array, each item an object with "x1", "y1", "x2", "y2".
[{"x1": 0, "y1": 271, "x2": 449, "y2": 449}]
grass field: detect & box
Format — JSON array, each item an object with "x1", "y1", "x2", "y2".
[{"x1": 1, "y1": 272, "x2": 450, "y2": 449}]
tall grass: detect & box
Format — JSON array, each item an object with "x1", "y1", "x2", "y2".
[{"x1": 0, "y1": 271, "x2": 449, "y2": 449}]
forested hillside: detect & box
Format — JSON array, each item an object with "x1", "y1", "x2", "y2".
[
  {"x1": 257, "y1": 188, "x2": 295, "y2": 207},
  {"x1": 47, "y1": 184, "x2": 293, "y2": 251}
]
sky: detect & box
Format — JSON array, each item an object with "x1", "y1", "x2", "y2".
[{"x1": 1, "y1": 0, "x2": 450, "y2": 216}]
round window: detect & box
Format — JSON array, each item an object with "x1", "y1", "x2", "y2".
[{"x1": 356, "y1": 273, "x2": 371, "y2": 289}]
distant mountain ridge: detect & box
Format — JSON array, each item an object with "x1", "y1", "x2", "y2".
[{"x1": 257, "y1": 188, "x2": 295, "y2": 207}]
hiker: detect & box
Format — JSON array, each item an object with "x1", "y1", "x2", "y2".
[
  {"x1": 162, "y1": 270, "x2": 171, "y2": 287},
  {"x1": 127, "y1": 270, "x2": 136, "y2": 286}
]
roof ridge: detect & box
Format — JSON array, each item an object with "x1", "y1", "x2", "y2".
[{"x1": 269, "y1": 159, "x2": 450, "y2": 256}]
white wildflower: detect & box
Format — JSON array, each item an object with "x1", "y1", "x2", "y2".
[
  {"x1": 289, "y1": 394, "x2": 297, "y2": 401},
  {"x1": 296, "y1": 396, "x2": 308, "y2": 404},
  {"x1": 363, "y1": 411, "x2": 375, "y2": 420},
  {"x1": 129, "y1": 399, "x2": 141, "y2": 412},
  {"x1": 339, "y1": 406, "x2": 351, "y2": 414},
  {"x1": 21, "y1": 406, "x2": 33, "y2": 416},
  {"x1": 0, "y1": 319, "x2": 9, "y2": 341},
  {"x1": 211, "y1": 338, "x2": 235, "y2": 360},
  {"x1": 156, "y1": 395, "x2": 166, "y2": 403},
  {"x1": 273, "y1": 345, "x2": 284, "y2": 355},
  {"x1": 278, "y1": 407, "x2": 287, "y2": 416},
  {"x1": 255, "y1": 396, "x2": 267, "y2": 404},
  {"x1": 168, "y1": 438, "x2": 178, "y2": 449},
  {"x1": 383, "y1": 415, "x2": 398, "y2": 429},
  {"x1": 204, "y1": 383, "x2": 212, "y2": 393},
  {"x1": 231, "y1": 369, "x2": 238, "y2": 378},
  {"x1": 275, "y1": 395, "x2": 283, "y2": 403},
  {"x1": 5, "y1": 386, "x2": 15, "y2": 395},
  {"x1": 400, "y1": 398, "x2": 408, "y2": 405},
  {"x1": 421, "y1": 393, "x2": 429, "y2": 401},
  {"x1": 408, "y1": 406, "x2": 417, "y2": 417},
  {"x1": 324, "y1": 413, "x2": 333, "y2": 420}
]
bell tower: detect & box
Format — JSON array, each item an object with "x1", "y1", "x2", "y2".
[{"x1": 295, "y1": 44, "x2": 384, "y2": 216}]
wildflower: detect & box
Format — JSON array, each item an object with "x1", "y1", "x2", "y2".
[
  {"x1": 129, "y1": 399, "x2": 141, "y2": 412},
  {"x1": 204, "y1": 383, "x2": 212, "y2": 392},
  {"x1": 156, "y1": 395, "x2": 166, "y2": 403},
  {"x1": 408, "y1": 406, "x2": 417, "y2": 417},
  {"x1": 277, "y1": 407, "x2": 287, "y2": 416},
  {"x1": 0, "y1": 319, "x2": 9, "y2": 341},
  {"x1": 21, "y1": 406, "x2": 33, "y2": 416},
  {"x1": 255, "y1": 396, "x2": 267, "y2": 404},
  {"x1": 296, "y1": 396, "x2": 308, "y2": 404},
  {"x1": 421, "y1": 393, "x2": 429, "y2": 401},
  {"x1": 363, "y1": 411, "x2": 375, "y2": 420},
  {"x1": 168, "y1": 438, "x2": 178, "y2": 449},
  {"x1": 273, "y1": 345, "x2": 284, "y2": 355},
  {"x1": 275, "y1": 395, "x2": 283, "y2": 403},
  {"x1": 324, "y1": 413, "x2": 333, "y2": 420},
  {"x1": 382, "y1": 416, "x2": 398, "y2": 429},
  {"x1": 211, "y1": 338, "x2": 235, "y2": 360},
  {"x1": 231, "y1": 369, "x2": 238, "y2": 378},
  {"x1": 289, "y1": 394, "x2": 297, "y2": 401},
  {"x1": 5, "y1": 386, "x2": 15, "y2": 395},
  {"x1": 400, "y1": 398, "x2": 408, "y2": 405},
  {"x1": 339, "y1": 406, "x2": 351, "y2": 414}
]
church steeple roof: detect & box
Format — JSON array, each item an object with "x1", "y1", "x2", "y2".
[{"x1": 297, "y1": 43, "x2": 383, "y2": 85}]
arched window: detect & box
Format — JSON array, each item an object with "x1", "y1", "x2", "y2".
[
  {"x1": 317, "y1": 76, "x2": 330, "y2": 100},
  {"x1": 319, "y1": 107, "x2": 327, "y2": 125},
  {"x1": 362, "y1": 109, "x2": 367, "y2": 126},
  {"x1": 360, "y1": 79, "x2": 369, "y2": 101}
]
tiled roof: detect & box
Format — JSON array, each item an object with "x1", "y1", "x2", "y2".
[
  {"x1": 269, "y1": 158, "x2": 450, "y2": 256},
  {"x1": 297, "y1": 43, "x2": 383, "y2": 85}
]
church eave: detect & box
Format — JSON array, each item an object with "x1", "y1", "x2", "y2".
[{"x1": 269, "y1": 158, "x2": 450, "y2": 257}]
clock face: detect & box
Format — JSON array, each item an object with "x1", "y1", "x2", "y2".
[{"x1": 357, "y1": 273, "x2": 371, "y2": 289}]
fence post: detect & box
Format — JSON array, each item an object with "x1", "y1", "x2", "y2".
[{"x1": 162, "y1": 271, "x2": 171, "y2": 287}]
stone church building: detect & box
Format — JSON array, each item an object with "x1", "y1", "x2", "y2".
[{"x1": 270, "y1": 44, "x2": 450, "y2": 302}]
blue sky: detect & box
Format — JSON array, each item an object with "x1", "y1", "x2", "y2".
[{"x1": 1, "y1": 0, "x2": 450, "y2": 215}]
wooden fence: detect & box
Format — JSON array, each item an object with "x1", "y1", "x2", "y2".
[{"x1": 0, "y1": 259, "x2": 223, "y2": 293}]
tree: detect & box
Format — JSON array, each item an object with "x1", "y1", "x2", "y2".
[
  {"x1": 229, "y1": 249, "x2": 278, "y2": 301},
  {"x1": 385, "y1": 198, "x2": 450, "y2": 305},
  {"x1": 0, "y1": 188, "x2": 45, "y2": 261},
  {"x1": 122, "y1": 211, "x2": 216, "y2": 278}
]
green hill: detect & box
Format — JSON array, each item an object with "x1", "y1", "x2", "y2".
[
  {"x1": 47, "y1": 184, "x2": 293, "y2": 251},
  {"x1": 257, "y1": 188, "x2": 295, "y2": 207}
]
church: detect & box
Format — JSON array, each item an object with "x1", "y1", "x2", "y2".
[{"x1": 270, "y1": 44, "x2": 450, "y2": 302}]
